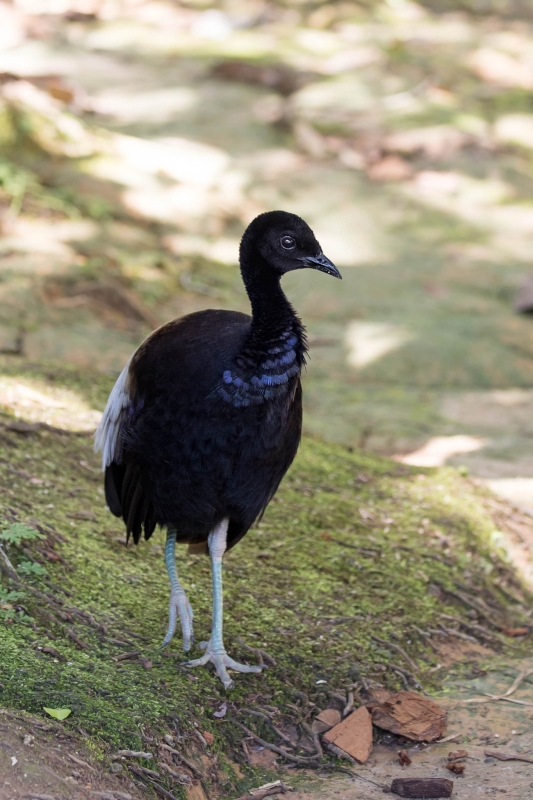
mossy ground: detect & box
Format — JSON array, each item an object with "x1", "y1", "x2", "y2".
[{"x1": 0, "y1": 359, "x2": 530, "y2": 798}]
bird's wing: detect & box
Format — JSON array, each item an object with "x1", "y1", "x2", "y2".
[{"x1": 93, "y1": 358, "x2": 133, "y2": 470}]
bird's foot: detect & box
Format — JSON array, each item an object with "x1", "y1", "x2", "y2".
[
  {"x1": 183, "y1": 640, "x2": 262, "y2": 690},
  {"x1": 161, "y1": 588, "x2": 194, "y2": 651}
]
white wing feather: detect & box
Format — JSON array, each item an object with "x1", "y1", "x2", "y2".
[{"x1": 94, "y1": 358, "x2": 132, "y2": 471}]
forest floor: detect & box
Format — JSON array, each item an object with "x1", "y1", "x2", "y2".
[{"x1": 1, "y1": 0, "x2": 533, "y2": 798}]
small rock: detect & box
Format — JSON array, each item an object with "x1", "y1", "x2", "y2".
[
  {"x1": 110, "y1": 762, "x2": 123, "y2": 773},
  {"x1": 322, "y1": 706, "x2": 373, "y2": 763}
]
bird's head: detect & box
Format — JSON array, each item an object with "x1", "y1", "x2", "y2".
[{"x1": 240, "y1": 210, "x2": 341, "y2": 280}]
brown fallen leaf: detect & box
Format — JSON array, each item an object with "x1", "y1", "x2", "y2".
[
  {"x1": 446, "y1": 761, "x2": 465, "y2": 774},
  {"x1": 322, "y1": 706, "x2": 372, "y2": 763},
  {"x1": 203, "y1": 731, "x2": 214, "y2": 746},
  {"x1": 398, "y1": 749, "x2": 412, "y2": 766},
  {"x1": 368, "y1": 691, "x2": 447, "y2": 742}
]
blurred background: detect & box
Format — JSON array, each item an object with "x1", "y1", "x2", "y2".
[{"x1": 1, "y1": 0, "x2": 533, "y2": 504}]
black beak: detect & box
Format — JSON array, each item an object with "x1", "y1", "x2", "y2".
[{"x1": 299, "y1": 253, "x2": 342, "y2": 279}]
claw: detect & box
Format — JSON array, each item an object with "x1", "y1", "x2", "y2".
[
  {"x1": 161, "y1": 588, "x2": 194, "y2": 651},
  {"x1": 183, "y1": 640, "x2": 262, "y2": 690}
]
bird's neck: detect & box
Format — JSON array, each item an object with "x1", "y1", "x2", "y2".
[{"x1": 243, "y1": 260, "x2": 301, "y2": 348}]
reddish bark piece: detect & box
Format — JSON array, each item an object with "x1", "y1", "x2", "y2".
[
  {"x1": 390, "y1": 778, "x2": 453, "y2": 798},
  {"x1": 502, "y1": 627, "x2": 529, "y2": 637},
  {"x1": 398, "y1": 749, "x2": 412, "y2": 766},
  {"x1": 446, "y1": 762, "x2": 465, "y2": 775},
  {"x1": 322, "y1": 706, "x2": 372, "y2": 763},
  {"x1": 369, "y1": 691, "x2": 447, "y2": 742},
  {"x1": 448, "y1": 750, "x2": 468, "y2": 761},
  {"x1": 312, "y1": 708, "x2": 342, "y2": 734}
]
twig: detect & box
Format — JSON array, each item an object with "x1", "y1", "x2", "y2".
[
  {"x1": 437, "y1": 623, "x2": 480, "y2": 645},
  {"x1": 229, "y1": 719, "x2": 321, "y2": 765},
  {"x1": 484, "y1": 749, "x2": 533, "y2": 764},
  {"x1": 68, "y1": 752, "x2": 96, "y2": 771},
  {"x1": 438, "y1": 614, "x2": 512, "y2": 646},
  {"x1": 459, "y1": 668, "x2": 533, "y2": 706},
  {"x1": 240, "y1": 709, "x2": 294, "y2": 747},
  {"x1": 0, "y1": 544, "x2": 17, "y2": 577},
  {"x1": 159, "y1": 743, "x2": 202, "y2": 778},
  {"x1": 237, "y1": 635, "x2": 276, "y2": 666},
  {"x1": 234, "y1": 781, "x2": 293, "y2": 800},
  {"x1": 27, "y1": 795, "x2": 57, "y2": 800},
  {"x1": 324, "y1": 615, "x2": 365, "y2": 624},
  {"x1": 241, "y1": 739, "x2": 251, "y2": 765},
  {"x1": 128, "y1": 764, "x2": 160, "y2": 778},
  {"x1": 391, "y1": 667, "x2": 409, "y2": 690},
  {"x1": 115, "y1": 750, "x2": 152, "y2": 759},
  {"x1": 436, "y1": 733, "x2": 461, "y2": 743},
  {"x1": 323, "y1": 741, "x2": 357, "y2": 765},
  {"x1": 411, "y1": 625, "x2": 440, "y2": 653},
  {"x1": 388, "y1": 662, "x2": 422, "y2": 690},
  {"x1": 343, "y1": 691, "x2": 354, "y2": 717},
  {"x1": 300, "y1": 721, "x2": 323, "y2": 758},
  {"x1": 370, "y1": 634, "x2": 418, "y2": 672},
  {"x1": 443, "y1": 586, "x2": 503, "y2": 628},
  {"x1": 66, "y1": 629, "x2": 91, "y2": 650},
  {"x1": 158, "y1": 762, "x2": 192, "y2": 784},
  {"x1": 135, "y1": 775, "x2": 181, "y2": 800}
]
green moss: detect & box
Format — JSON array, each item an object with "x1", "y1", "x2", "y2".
[{"x1": 0, "y1": 360, "x2": 529, "y2": 797}]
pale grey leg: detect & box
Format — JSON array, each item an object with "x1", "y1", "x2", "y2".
[
  {"x1": 183, "y1": 518, "x2": 261, "y2": 689},
  {"x1": 161, "y1": 528, "x2": 194, "y2": 651}
]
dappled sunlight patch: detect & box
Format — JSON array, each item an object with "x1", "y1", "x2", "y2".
[
  {"x1": 485, "y1": 477, "x2": 533, "y2": 514},
  {"x1": 396, "y1": 434, "x2": 487, "y2": 467},
  {"x1": 345, "y1": 321, "x2": 414, "y2": 369},
  {"x1": 0, "y1": 376, "x2": 101, "y2": 431},
  {"x1": 440, "y1": 390, "x2": 533, "y2": 432},
  {"x1": 164, "y1": 233, "x2": 240, "y2": 265},
  {"x1": 494, "y1": 113, "x2": 533, "y2": 149},
  {"x1": 467, "y1": 47, "x2": 533, "y2": 90},
  {"x1": 1, "y1": 217, "x2": 98, "y2": 261},
  {"x1": 91, "y1": 85, "x2": 198, "y2": 125}
]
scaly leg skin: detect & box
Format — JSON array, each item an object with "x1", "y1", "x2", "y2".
[
  {"x1": 183, "y1": 518, "x2": 261, "y2": 689},
  {"x1": 161, "y1": 528, "x2": 194, "y2": 652}
]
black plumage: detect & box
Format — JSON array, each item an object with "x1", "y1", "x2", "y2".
[
  {"x1": 101, "y1": 211, "x2": 340, "y2": 550},
  {"x1": 95, "y1": 210, "x2": 340, "y2": 686}
]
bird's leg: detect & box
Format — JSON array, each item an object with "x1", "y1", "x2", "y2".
[
  {"x1": 183, "y1": 518, "x2": 261, "y2": 689},
  {"x1": 161, "y1": 528, "x2": 194, "y2": 651}
]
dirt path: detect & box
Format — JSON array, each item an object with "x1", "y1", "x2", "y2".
[
  {"x1": 0, "y1": 711, "x2": 144, "y2": 800},
  {"x1": 269, "y1": 660, "x2": 533, "y2": 800}
]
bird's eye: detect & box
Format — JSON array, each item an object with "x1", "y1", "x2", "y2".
[{"x1": 280, "y1": 235, "x2": 296, "y2": 250}]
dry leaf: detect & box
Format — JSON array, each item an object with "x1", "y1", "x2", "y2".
[
  {"x1": 322, "y1": 706, "x2": 373, "y2": 763},
  {"x1": 369, "y1": 691, "x2": 447, "y2": 742},
  {"x1": 398, "y1": 749, "x2": 412, "y2": 766}
]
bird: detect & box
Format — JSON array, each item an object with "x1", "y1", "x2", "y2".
[{"x1": 94, "y1": 210, "x2": 341, "y2": 689}]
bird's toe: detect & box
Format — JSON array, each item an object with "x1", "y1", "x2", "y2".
[
  {"x1": 182, "y1": 642, "x2": 261, "y2": 689},
  {"x1": 161, "y1": 589, "x2": 194, "y2": 650}
]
